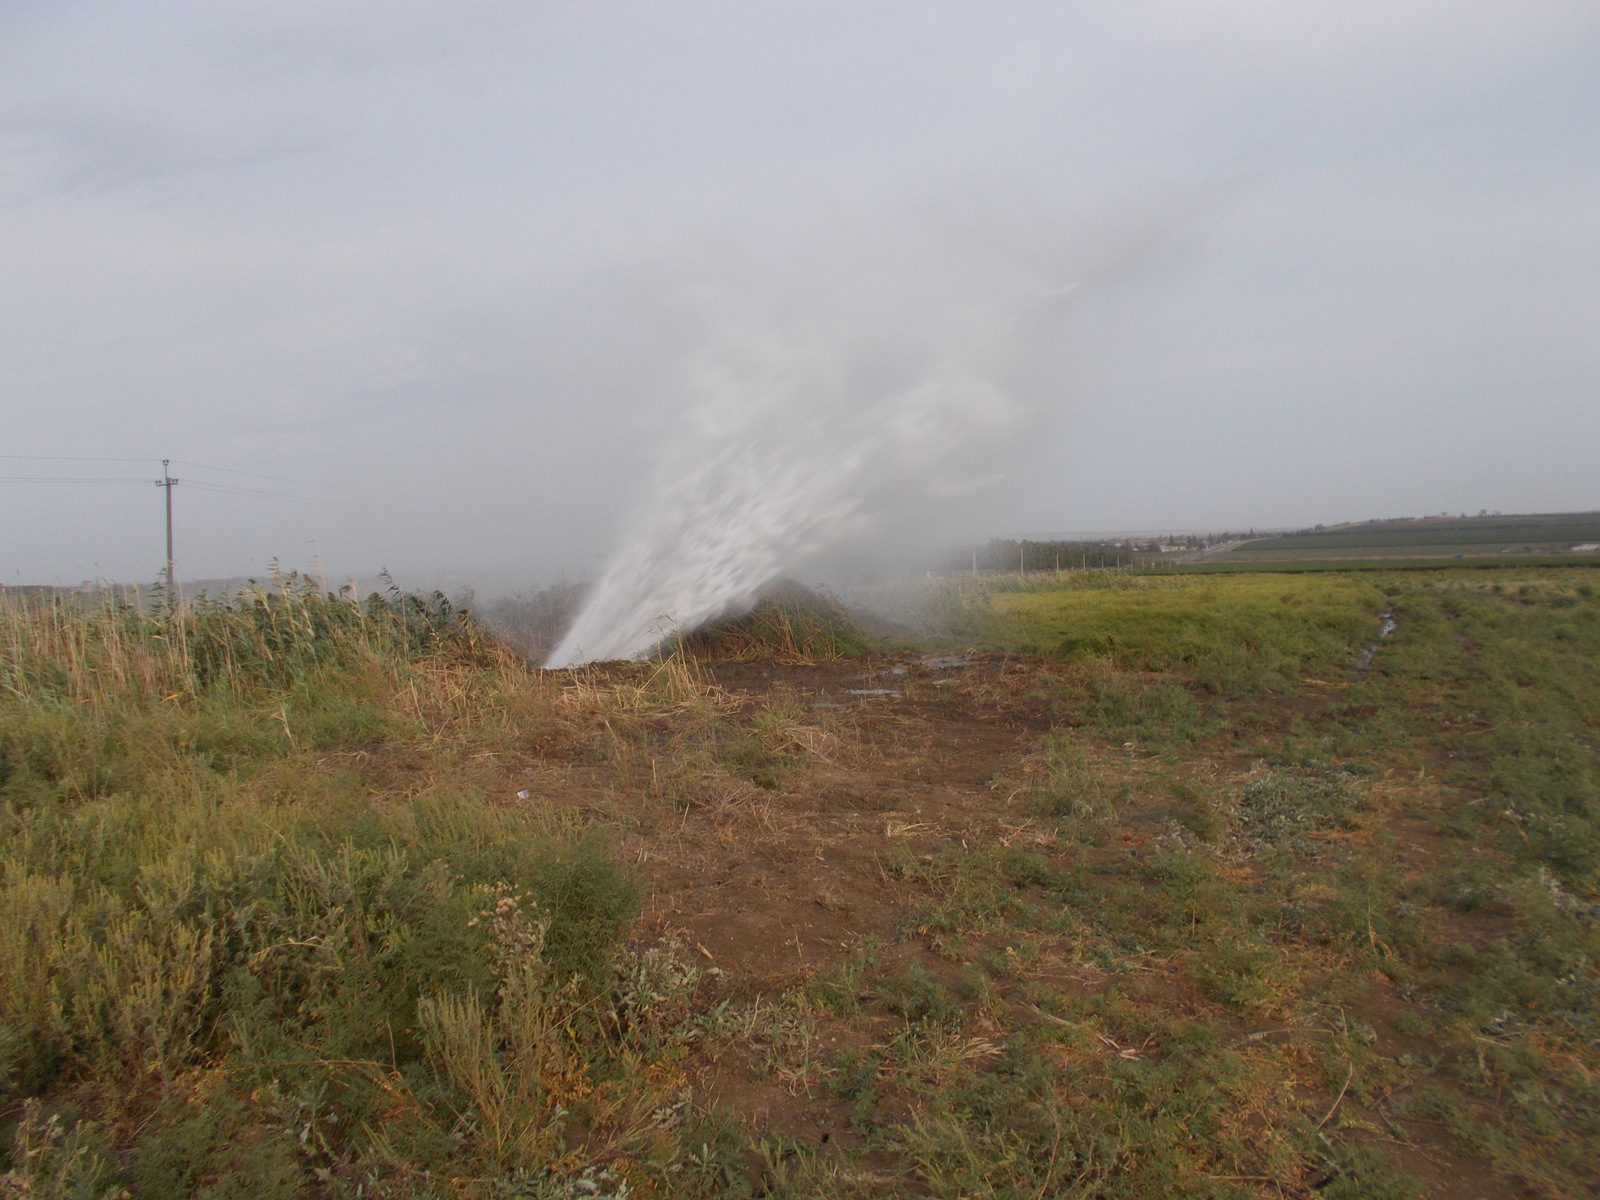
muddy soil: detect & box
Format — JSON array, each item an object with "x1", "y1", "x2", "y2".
[{"x1": 505, "y1": 652, "x2": 1525, "y2": 1198}]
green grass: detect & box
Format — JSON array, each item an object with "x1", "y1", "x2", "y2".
[
  {"x1": 824, "y1": 565, "x2": 1599, "y2": 1197},
  {"x1": 936, "y1": 571, "x2": 1387, "y2": 691},
  {"x1": 941, "y1": 565, "x2": 1600, "y2": 1197},
  {"x1": 5, "y1": 565, "x2": 1598, "y2": 1198},
  {"x1": 0, "y1": 585, "x2": 689, "y2": 1197}
]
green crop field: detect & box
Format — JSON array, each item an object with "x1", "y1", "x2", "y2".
[
  {"x1": 2, "y1": 567, "x2": 1597, "y2": 1198},
  {"x1": 1220, "y1": 511, "x2": 1600, "y2": 563},
  {"x1": 1161, "y1": 555, "x2": 1600, "y2": 575}
]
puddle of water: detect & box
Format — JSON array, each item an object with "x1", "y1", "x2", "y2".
[
  {"x1": 850, "y1": 667, "x2": 908, "y2": 682},
  {"x1": 848, "y1": 688, "x2": 901, "y2": 697},
  {"x1": 921, "y1": 654, "x2": 970, "y2": 669},
  {"x1": 1354, "y1": 609, "x2": 1399, "y2": 671}
]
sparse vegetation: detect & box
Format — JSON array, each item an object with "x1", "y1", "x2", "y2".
[{"x1": 3, "y1": 566, "x2": 1596, "y2": 1197}]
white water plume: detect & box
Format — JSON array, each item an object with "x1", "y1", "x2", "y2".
[{"x1": 546, "y1": 216, "x2": 1077, "y2": 667}]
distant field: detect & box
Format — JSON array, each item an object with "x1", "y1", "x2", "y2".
[
  {"x1": 969, "y1": 570, "x2": 1387, "y2": 691},
  {"x1": 1163, "y1": 554, "x2": 1600, "y2": 574},
  {"x1": 1218, "y1": 511, "x2": 1600, "y2": 562}
]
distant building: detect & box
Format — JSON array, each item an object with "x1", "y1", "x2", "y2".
[{"x1": 1572, "y1": 543, "x2": 1600, "y2": 553}]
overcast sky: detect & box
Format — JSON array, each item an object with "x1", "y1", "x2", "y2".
[{"x1": 3, "y1": 1, "x2": 1597, "y2": 587}]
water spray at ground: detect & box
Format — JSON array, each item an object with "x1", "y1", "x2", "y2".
[{"x1": 545, "y1": 214, "x2": 1078, "y2": 667}]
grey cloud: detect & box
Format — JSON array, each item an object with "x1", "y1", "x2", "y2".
[
  {"x1": 0, "y1": 1, "x2": 1596, "y2": 587},
  {"x1": 0, "y1": 104, "x2": 317, "y2": 198}
]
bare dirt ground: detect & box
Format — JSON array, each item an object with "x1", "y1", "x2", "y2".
[
  {"x1": 485, "y1": 650, "x2": 1533, "y2": 1199},
  {"x1": 644, "y1": 656, "x2": 1045, "y2": 975}
]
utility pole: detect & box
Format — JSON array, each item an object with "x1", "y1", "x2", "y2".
[{"x1": 155, "y1": 459, "x2": 179, "y2": 599}]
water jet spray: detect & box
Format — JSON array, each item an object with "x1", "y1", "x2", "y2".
[{"x1": 545, "y1": 214, "x2": 1082, "y2": 668}]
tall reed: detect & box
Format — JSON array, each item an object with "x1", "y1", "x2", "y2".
[
  {"x1": 0, "y1": 577, "x2": 665, "y2": 1194},
  {"x1": 0, "y1": 575, "x2": 490, "y2": 708}
]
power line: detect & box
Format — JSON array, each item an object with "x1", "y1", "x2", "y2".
[
  {"x1": 0, "y1": 454, "x2": 156, "y2": 463},
  {"x1": 172, "y1": 459, "x2": 407, "y2": 500},
  {"x1": 2, "y1": 477, "x2": 356, "y2": 503},
  {"x1": 0, "y1": 473, "x2": 373, "y2": 508},
  {"x1": 182, "y1": 480, "x2": 365, "y2": 509},
  {"x1": 0, "y1": 475, "x2": 150, "y2": 483},
  {"x1": 8, "y1": 454, "x2": 433, "y2": 586},
  {"x1": 4, "y1": 455, "x2": 407, "y2": 502},
  {"x1": 174, "y1": 459, "x2": 350, "y2": 488}
]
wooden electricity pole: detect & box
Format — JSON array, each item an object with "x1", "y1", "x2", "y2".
[{"x1": 156, "y1": 459, "x2": 179, "y2": 598}]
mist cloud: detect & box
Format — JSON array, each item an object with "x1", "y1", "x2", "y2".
[{"x1": 547, "y1": 201, "x2": 1090, "y2": 663}]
